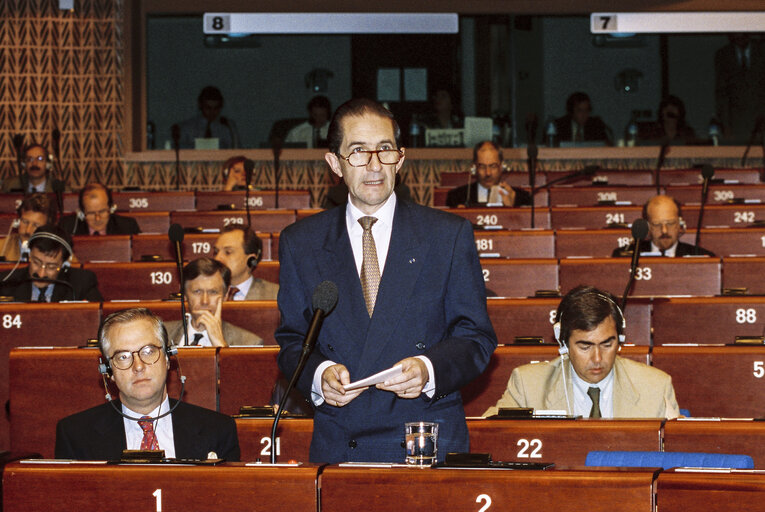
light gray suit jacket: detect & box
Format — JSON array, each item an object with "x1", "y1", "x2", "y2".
[
  {"x1": 484, "y1": 355, "x2": 680, "y2": 419},
  {"x1": 165, "y1": 319, "x2": 263, "y2": 346}
]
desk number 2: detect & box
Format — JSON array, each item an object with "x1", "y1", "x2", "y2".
[
  {"x1": 476, "y1": 494, "x2": 492, "y2": 512},
  {"x1": 153, "y1": 489, "x2": 162, "y2": 511}
]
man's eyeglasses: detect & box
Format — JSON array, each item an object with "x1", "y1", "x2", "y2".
[
  {"x1": 476, "y1": 163, "x2": 501, "y2": 172},
  {"x1": 649, "y1": 220, "x2": 679, "y2": 229},
  {"x1": 25, "y1": 156, "x2": 46, "y2": 163},
  {"x1": 30, "y1": 256, "x2": 61, "y2": 272},
  {"x1": 110, "y1": 345, "x2": 163, "y2": 370},
  {"x1": 84, "y1": 209, "x2": 110, "y2": 219},
  {"x1": 338, "y1": 149, "x2": 403, "y2": 167}
]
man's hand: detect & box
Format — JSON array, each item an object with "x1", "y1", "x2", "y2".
[
  {"x1": 376, "y1": 357, "x2": 429, "y2": 399},
  {"x1": 498, "y1": 182, "x2": 517, "y2": 207},
  {"x1": 322, "y1": 364, "x2": 366, "y2": 407},
  {"x1": 196, "y1": 298, "x2": 227, "y2": 347}
]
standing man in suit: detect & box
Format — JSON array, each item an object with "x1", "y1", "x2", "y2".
[
  {"x1": 213, "y1": 226, "x2": 278, "y2": 300},
  {"x1": 1, "y1": 143, "x2": 66, "y2": 193},
  {"x1": 0, "y1": 225, "x2": 102, "y2": 302},
  {"x1": 611, "y1": 195, "x2": 715, "y2": 257},
  {"x1": 445, "y1": 140, "x2": 531, "y2": 208},
  {"x1": 164, "y1": 257, "x2": 262, "y2": 346},
  {"x1": 484, "y1": 285, "x2": 680, "y2": 418},
  {"x1": 59, "y1": 183, "x2": 140, "y2": 236},
  {"x1": 276, "y1": 98, "x2": 497, "y2": 463},
  {"x1": 554, "y1": 92, "x2": 613, "y2": 146},
  {"x1": 55, "y1": 307, "x2": 240, "y2": 460}
]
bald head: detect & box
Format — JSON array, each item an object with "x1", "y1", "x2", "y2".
[{"x1": 644, "y1": 195, "x2": 683, "y2": 251}]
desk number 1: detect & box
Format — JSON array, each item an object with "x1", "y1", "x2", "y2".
[{"x1": 153, "y1": 489, "x2": 162, "y2": 511}]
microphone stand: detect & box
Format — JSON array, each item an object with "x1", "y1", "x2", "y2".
[
  {"x1": 244, "y1": 159, "x2": 254, "y2": 228},
  {"x1": 695, "y1": 165, "x2": 715, "y2": 255},
  {"x1": 168, "y1": 224, "x2": 189, "y2": 347},
  {"x1": 171, "y1": 124, "x2": 181, "y2": 191},
  {"x1": 12, "y1": 134, "x2": 24, "y2": 184},
  {"x1": 741, "y1": 116, "x2": 763, "y2": 168},
  {"x1": 273, "y1": 142, "x2": 282, "y2": 209},
  {"x1": 621, "y1": 218, "x2": 649, "y2": 311},
  {"x1": 527, "y1": 145, "x2": 538, "y2": 229},
  {"x1": 655, "y1": 140, "x2": 669, "y2": 196},
  {"x1": 51, "y1": 128, "x2": 64, "y2": 182}
]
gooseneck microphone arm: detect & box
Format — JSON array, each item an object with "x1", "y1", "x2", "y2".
[
  {"x1": 168, "y1": 224, "x2": 189, "y2": 347},
  {"x1": 527, "y1": 145, "x2": 538, "y2": 229},
  {"x1": 695, "y1": 164, "x2": 715, "y2": 255},
  {"x1": 12, "y1": 134, "x2": 24, "y2": 181},
  {"x1": 655, "y1": 140, "x2": 669, "y2": 195},
  {"x1": 244, "y1": 159, "x2": 254, "y2": 228},
  {"x1": 171, "y1": 124, "x2": 181, "y2": 190},
  {"x1": 270, "y1": 281, "x2": 338, "y2": 464},
  {"x1": 621, "y1": 219, "x2": 649, "y2": 311},
  {"x1": 741, "y1": 116, "x2": 764, "y2": 167},
  {"x1": 273, "y1": 142, "x2": 282, "y2": 209}
]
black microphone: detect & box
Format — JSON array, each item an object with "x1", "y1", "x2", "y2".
[
  {"x1": 695, "y1": 164, "x2": 715, "y2": 254},
  {"x1": 168, "y1": 223, "x2": 189, "y2": 347},
  {"x1": 12, "y1": 134, "x2": 24, "y2": 179},
  {"x1": 273, "y1": 140, "x2": 282, "y2": 208},
  {"x1": 171, "y1": 124, "x2": 181, "y2": 190},
  {"x1": 270, "y1": 280, "x2": 338, "y2": 464},
  {"x1": 655, "y1": 139, "x2": 670, "y2": 195},
  {"x1": 51, "y1": 129, "x2": 64, "y2": 193},
  {"x1": 621, "y1": 218, "x2": 649, "y2": 311},
  {"x1": 30, "y1": 272, "x2": 76, "y2": 301},
  {"x1": 464, "y1": 163, "x2": 475, "y2": 208},
  {"x1": 52, "y1": 180, "x2": 64, "y2": 223},
  {"x1": 52, "y1": 128, "x2": 61, "y2": 160},
  {"x1": 527, "y1": 145, "x2": 538, "y2": 228},
  {"x1": 741, "y1": 115, "x2": 765, "y2": 167},
  {"x1": 244, "y1": 158, "x2": 254, "y2": 228}
]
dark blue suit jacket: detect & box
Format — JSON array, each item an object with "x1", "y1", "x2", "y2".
[{"x1": 276, "y1": 197, "x2": 497, "y2": 463}]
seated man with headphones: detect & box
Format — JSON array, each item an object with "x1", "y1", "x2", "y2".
[
  {"x1": 0, "y1": 193, "x2": 57, "y2": 262},
  {"x1": 221, "y1": 155, "x2": 248, "y2": 191},
  {"x1": 445, "y1": 141, "x2": 532, "y2": 208},
  {"x1": 164, "y1": 258, "x2": 262, "y2": 346},
  {"x1": 213, "y1": 226, "x2": 278, "y2": 300},
  {"x1": 55, "y1": 307, "x2": 240, "y2": 460},
  {"x1": 612, "y1": 195, "x2": 715, "y2": 257},
  {"x1": 1, "y1": 143, "x2": 66, "y2": 194},
  {"x1": 484, "y1": 285, "x2": 680, "y2": 418},
  {"x1": 59, "y1": 183, "x2": 140, "y2": 236},
  {"x1": 0, "y1": 225, "x2": 102, "y2": 302}
]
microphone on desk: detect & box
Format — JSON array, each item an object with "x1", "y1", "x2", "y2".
[
  {"x1": 694, "y1": 164, "x2": 715, "y2": 255},
  {"x1": 741, "y1": 115, "x2": 765, "y2": 168},
  {"x1": 169, "y1": 223, "x2": 190, "y2": 347},
  {"x1": 270, "y1": 280, "x2": 338, "y2": 464},
  {"x1": 244, "y1": 158, "x2": 254, "y2": 228},
  {"x1": 655, "y1": 139, "x2": 670, "y2": 195},
  {"x1": 621, "y1": 218, "x2": 649, "y2": 311},
  {"x1": 171, "y1": 124, "x2": 181, "y2": 190}
]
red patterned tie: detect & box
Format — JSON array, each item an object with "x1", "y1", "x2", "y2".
[
  {"x1": 139, "y1": 416, "x2": 160, "y2": 450},
  {"x1": 226, "y1": 286, "x2": 239, "y2": 301}
]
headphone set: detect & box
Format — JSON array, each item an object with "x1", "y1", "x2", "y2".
[
  {"x1": 246, "y1": 248, "x2": 262, "y2": 270},
  {"x1": 21, "y1": 149, "x2": 53, "y2": 172},
  {"x1": 75, "y1": 184, "x2": 117, "y2": 221},
  {"x1": 26, "y1": 231, "x2": 75, "y2": 269},
  {"x1": 98, "y1": 325, "x2": 177, "y2": 377},
  {"x1": 552, "y1": 291, "x2": 626, "y2": 415}
]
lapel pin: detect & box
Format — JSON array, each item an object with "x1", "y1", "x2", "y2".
[{"x1": 409, "y1": 258, "x2": 416, "y2": 264}]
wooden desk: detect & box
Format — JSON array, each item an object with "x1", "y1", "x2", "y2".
[
  {"x1": 549, "y1": 186, "x2": 657, "y2": 207},
  {"x1": 669, "y1": 184, "x2": 765, "y2": 206},
  {"x1": 486, "y1": 298, "x2": 651, "y2": 346},
  {"x1": 682, "y1": 204, "x2": 765, "y2": 228},
  {"x1": 656, "y1": 469, "x2": 765, "y2": 512},
  {"x1": 444, "y1": 207, "x2": 551, "y2": 230},
  {"x1": 130, "y1": 233, "x2": 272, "y2": 262},
  {"x1": 121, "y1": 211, "x2": 171, "y2": 234},
  {"x1": 480, "y1": 258, "x2": 558, "y2": 298},
  {"x1": 319, "y1": 466, "x2": 657, "y2": 512},
  {"x1": 461, "y1": 346, "x2": 650, "y2": 418},
  {"x1": 661, "y1": 168, "x2": 761, "y2": 185},
  {"x1": 558, "y1": 257, "x2": 721, "y2": 297},
  {"x1": 723, "y1": 257, "x2": 765, "y2": 295},
  {"x1": 691, "y1": 228, "x2": 765, "y2": 257},
  {"x1": 236, "y1": 417, "x2": 313, "y2": 462},
  {"x1": 652, "y1": 297, "x2": 765, "y2": 345},
  {"x1": 473, "y1": 230, "x2": 555, "y2": 258},
  {"x1": 218, "y1": 347, "x2": 283, "y2": 416},
  {"x1": 2, "y1": 461, "x2": 319, "y2": 511},
  {"x1": 8, "y1": 346, "x2": 218, "y2": 457},
  {"x1": 468, "y1": 419, "x2": 662, "y2": 466},
  {"x1": 112, "y1": 191, "x2": 195, "y2": 212},
  {"x1": 551, "y1": 206, "x2": 643, "y2": 229},
  {"x1": 557, "y1": 228, "x2": 633, "y2": 258},
  {"x1": 83, "y1": 261, "x2": 180, "y2": 300},
  {"x1": 72, "y1": 235, "x2": 131, "y2": 262},
  {"x1": 433, "y1": 188, "x2": 549, "y2": 208},
  {"x1": 171, "y1": 210, "x2": 296, "y2": 233},
  {"x1": 195, "y1": 190, "x2": 311, "y2": 210},
  {"x1": 663, "y1": 420, "x2": 765, "y2": 467},
  {"x1": 651, "y1": 346, "x2": 765, "y2": 417},
  {"x1": 439, "y1": 171, "x2": 548, "y2": 188}
]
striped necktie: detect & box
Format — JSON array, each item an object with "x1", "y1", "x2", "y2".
[{"x1": 359, "y1": 216, "x2": 380, "y2": 317}]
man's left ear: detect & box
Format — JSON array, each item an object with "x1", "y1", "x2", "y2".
[
  {"x1": 396, "y1": 147, "x2": 406, "y2": 172},
  {"x1": 678, "y1": 217, "x2": 686, "y2": 235},
  {"x1": 324, "y1": 152, "x2": 343, "y2": 178}
]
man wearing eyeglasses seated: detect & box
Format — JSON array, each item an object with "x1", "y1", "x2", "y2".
[
  {"x1": 1, "y1": 143, "x2": 67, "y2": 194},
  {"x1": 55, "y1": 308, "x2": 240, "y2": 461},
  {"x1": 611, "y1": 195, "x2": 715, "y2": 257},
  {"x1": 0, "y1": 225, "x2": 102, "y2": 302},
  {"x1": 59, "y1": 183, "x2": 140, "y2": 236},
  {"x1": 445, "y1": 141, "x2": 531, "y2": 208}
]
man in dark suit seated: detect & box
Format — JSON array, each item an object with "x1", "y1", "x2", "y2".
[
  {"x1": 553, "y1": 92, "x2": 612, "y2": 146},
  {"x1": 445, "y1": 140, "x2": 532, "y2": 208},
  {"x1": 1, "y1": 143, "x2": 66, "y2": 194},
  {"x1": 164, "y1": 257, "x2": 262, "y2": 347},
  {"x1": 55, "y1": 307, "x2": 240, "y2": 461},
  {"x1": 59, "y1": 183, "x2": 140, "y2": 236},
  {"x1": 611, "y1": 195, "x2": 715, "y2": 257},
  {"x1": 0, "y1": 225, "x2": 102, "y2": 301},
  {"x1": 276, "y1": 98, "x2": 497, "y2": 463}
]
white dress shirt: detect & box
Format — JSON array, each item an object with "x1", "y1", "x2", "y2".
[
  {"x1": 311, "y1": 192, "x2": 435, "y2": 404},
  {"x1": 570, "y1": 362, "x2": 615, "y2": 418},
  {"x1": 230, "y1": 275, "x2": 254, "y2": 301},
  {"x1": 650, "y1": 241, "x2": 677, "y2": 257},
  {"x1": 122, "y1": 396, "x2": 175, "y2": 458}
]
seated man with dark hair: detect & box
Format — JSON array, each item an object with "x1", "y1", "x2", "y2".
[
  {"x1": 1, "y1": 143, "x2": 66, "y2": 193},
  {"x1": 59, "y1": 183, "x2": 140, "y2": 236},
  {"x1": 612, "y1": 195, "x2": 715, "y2": 257},
  {"x1": 0, "y1": 193, "x2": 57, "y2": 262},
  {"x1": 484, "y1": 285, "x2": 680, "y2": 419},
  {"x1": 55, "y1": 307, "x2": 240, "y2": 460},
  {"x1": 164, "y1": 257, "x2": 262, "y2": 346},
  {"x1": 446, "y1": 141, "x2": 531, "y2": 208},
  {"x1": 221, "y1": 155, "x2": 248, "y2": 191},
  {"x1": 0, "y1": 224, "x2": 102, "y2": 302},
  {"x1": 213, "y1": 226, "x2": 278, "y2": 301}
]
